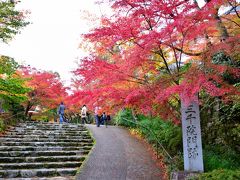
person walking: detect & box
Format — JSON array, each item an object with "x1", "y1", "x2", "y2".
[
  {"x1": 106, "y1": 114, "x2": 111, "y2": 128},
  {"x1": 94, "y1": 106, "x2": 100, "y2": 127},
  {"x1": 58, "y1": 102, "x2": 65, "y2": 124},
  {"x1": 81, "y1": 105, "x2": 87, "y2": 124},
  {"x1": 101, "y1": 112, "x2": 107, "y2": 128}
]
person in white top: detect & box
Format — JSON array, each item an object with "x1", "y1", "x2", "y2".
[{"x1": 81, "y1": 105, "x2": 87, "y2": 124}]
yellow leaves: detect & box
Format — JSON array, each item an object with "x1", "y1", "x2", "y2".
[
  {"x1": 152, "y1": 52, "x2": 174, "y2": 68},
  {"x1": 222, "y1": 14, "x2": 240, "y2": 36},
  {"x1": 112, "y1": 80, "x2": 136, "y2": 90}
]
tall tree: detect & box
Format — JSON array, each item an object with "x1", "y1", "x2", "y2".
[
  {"x1": 0, "y1": 56, "x2": 29, "y2": 112},
  {"x1": 0, "y1": 0, "x2": 29, "y2": 42},
  {"x1": 72, "y1": 0, "x2": 239, "y2": 122}
]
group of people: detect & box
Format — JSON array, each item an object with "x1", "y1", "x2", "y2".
[
  {"x1": 94, "y1": 106, "x2": 111, "y2": 127},
  {"x1": 57, "y1": 102, "x2": 111, "y2": 126}
]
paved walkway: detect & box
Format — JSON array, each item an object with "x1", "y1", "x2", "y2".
[{"x1": 76, "y1": 125, "x2": 163, "y2": 180}]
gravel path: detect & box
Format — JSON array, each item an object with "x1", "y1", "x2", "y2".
[{"x1": 76, "y1": 124, "x2": 163, "y2": 180}]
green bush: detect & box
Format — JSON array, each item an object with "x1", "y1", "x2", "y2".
[
  {"x1": 0, "y1": 118, "x2": 6, "y2": 132},
  {"x1": 137, "y1": 116, "x2": 183, "y2": 172},
  {"x1": 0, "y1": 117, "x2": 18, "y2": 133},
  {"x1": 197, "y1": 169, "x2": 240, "y2": 180},
  {"x1": 137, "y1": 116, "x2": 182, "y2": 155},
  {"x1": 115, "y1": 109, "x2": 182, "y2": 155},
  {"x1": 203, "y1": 145, "x2": 240, "y2": 172},
  {"x1": 114, "y1": 109, "x2": 136, "y2": 127}
]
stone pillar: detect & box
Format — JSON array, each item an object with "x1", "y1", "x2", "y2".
[{"x1": 181, "y1": 100, "x2": 204, "y2": 172}]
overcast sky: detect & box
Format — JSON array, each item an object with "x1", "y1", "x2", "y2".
[{"x1": 0, "y1": 0, "x2": 111, "y2": 85}]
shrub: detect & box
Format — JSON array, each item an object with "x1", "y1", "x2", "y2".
[
  {"x1": 114, "y1": 109, "x2": 136, "y2": 127},
  {"x1": 0, "y1": 118, "x2": 6, "y2": 132},
  {"x1": 203, "y1": 145, "x2": 240, "y2": 172},
  {"x1": 137, "y1": 116, "x2": 182, "y2": 155},
  {"x1": 197, "y1": 169, "x2": 240, "y2": 180}
]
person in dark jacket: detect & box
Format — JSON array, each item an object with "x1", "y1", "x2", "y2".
[
  {"x1": 101, "y1": 112, "x2": 107, "y2": 127},
  {"x1": 106, "y1": 114, "x2": 111, "y2": 128}
]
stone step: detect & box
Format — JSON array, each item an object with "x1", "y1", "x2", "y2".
[
  {"x1": 9, "y1": 127, "x2": 86, "y2": 130},
  {"x1": 0, "y1": 150, "x2": 89, "y2": 157},
  {"x1": 13, "y1": 124, "x2": 84, "y2": 127},
  {"x1": 0, "y1": 145, "x2": 92, "y2": 152},
  {"x1": 0, "y1": 155, "x2": 85, "y2": 163},
  {"x1": 6, "y1": 132, "x2": 89, "y2": 136},
  {"x1": 15, "y1": 124, "x2": 84, "y2": 127},
  {"x1": 0, "y1": 121, "x2": 94, "y2": 179},
  {"x1": 10, "y1": 177, "x2": 75, "y2": 180},
  {"x1": 9, "y1": 128, "x2": 86, "y2": 132},
  {"x1": 7, "y1": 128, "x2": 88, "y2": 132},
  {"x1": 16, "y1": 123, "x2": 84, "y2": 128},
  {"x1": 2, "y1": 134, "x2": 90, "y2": 139},
  {"x1": 0, "y1": 141, "x2": 93, "y2": 147},
  {"x1": 0, "y1": 168, "x2": 77, "y2": 178},
  {"x1": 0, "y1": 138, "x2": 93, "y2": 143},
  {"x1": 0, "y1": 161, "x2": 82, "y2": 169},
  {"x1": 8, "y1": 130, "x2": 87, "y2": 134}
]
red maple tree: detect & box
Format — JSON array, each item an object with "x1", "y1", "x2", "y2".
[
  {"x1": 72, "y1": 0, "x2": 240, "y2": 122},
  {"x1": 19, "y1": 66, "x2": 67, "y2": 116}
]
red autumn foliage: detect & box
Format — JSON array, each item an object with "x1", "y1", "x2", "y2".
[
  {"x1": 19, "y1": 66, "x2": 67, "y2": 113},
  {"x1": 71, "y1": 0, "x2": 240, "y2": 122}
]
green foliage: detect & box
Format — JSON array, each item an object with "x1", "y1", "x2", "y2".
[
  {"x1": 137, "y1": 115, "x2": 182, "y2": 155},
  {"x1": 180, "y1": 62, "x2": 191, "y2": 73},
  {"x1": 200, "y1": 97, "x2": 240, "y2": 151},
  {"x1": 197, "y1": 169, "x2": 240, "y2": 180},
  {"x1": 212, "y1": 52, "x2": 235, "y2": 66},
  {"x1": 0, "y1": 56, "x2": 18, "y2": 75},
  {"x1": 0, "y1": 1, "x2": 29, "y2": 42},
  {"x1": 212, "y1": 52, "x2": 240, "y2": 84},
  {"x1": 0, "y1": 118, "x2": 6, "y2": 132},
  {"x1": 0, "y1": 75, "x2": 29, "y2": 108},
  {"x1": 136, "y1": 115, "x2": 183, "y2": 172},
  {"x1": 114, "y1": 108, "x2": 136, "y2": 127},
  {"x1": 203, "y1": 145, "x2": 240, "y2": 172},
  {"x1": 0, "y1": 56, "x2": 30, "y2": 112},
  {"x1": 0, "y1": 116, "x2": 19, "y2": 133}
]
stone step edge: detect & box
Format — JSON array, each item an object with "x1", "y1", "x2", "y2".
[
  {"x1": 0, "y1": 142, "x2": 93, "y2": 145},
  {"x1": 0, "y1": 168, "x2": 78, "y2": 178},
  {"x1": 0, "y1": 139, "x2": 92, "y2": 141},
  {"x1": 0, "y1": 161, "x2": 82, "y2": 169},
  {"x1": 0, "y1": 161, "x2": 82, "y2": 166},
  {"x1": 0, "y1": 150, "x2": 89, "y2": 156},
  {"x1": 4, "y1": 177, "x2": 75, "y2": 180},
  {"x1": 0, "y1": 155, "x2": 86, "y2": 163},
  {"x1": 0, "y1": 145, "x2": 92, "y2": 149}
]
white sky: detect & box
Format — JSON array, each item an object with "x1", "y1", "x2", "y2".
[{"x1": 0, "y1": 0, "x2": 110, "y2": 85}]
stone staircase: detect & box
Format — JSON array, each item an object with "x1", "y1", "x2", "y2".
[{"x1": 0, "y1": 121, "x2": 94, "y2": 179}]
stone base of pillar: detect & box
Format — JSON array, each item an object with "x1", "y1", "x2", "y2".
[{"x1": 171, "y1": 171, "x2": 201, "y2": 180}]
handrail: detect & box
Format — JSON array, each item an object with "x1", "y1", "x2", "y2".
[{"x1": 121, "y1": 117, "x2": 173, "y2": 160}]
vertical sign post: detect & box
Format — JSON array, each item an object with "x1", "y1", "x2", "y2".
[{"x1": 181, "y1": 100, "x2": 204, "y2": 172}]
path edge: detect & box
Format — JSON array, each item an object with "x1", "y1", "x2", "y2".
[{"x1": 75, "y1": 125, "x2": 96, "y2": 176}]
